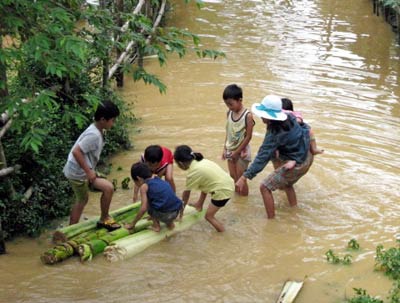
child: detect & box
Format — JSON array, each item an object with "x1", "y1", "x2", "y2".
[
  {"x1": 281, "y1": 98, "x2": 324, "y2": 155},
  {"x1": 236, "y1": 95, "x2": 314, "y2": 219},
  {"x1": 125, "y1": 162, "x2": 183, "y2": 232},
  {"x1": 133, "y1": 145, "x2": 176, "y2": 202},
  {"x1": 174, "y1": 145, "x2": 235, "y2": 232},
  {"x1": 222, "y1": 84, "x2": 255, "y2": 196},
  {"x1": 63, "y1": 100, "x2": 121, "y2": 231}
]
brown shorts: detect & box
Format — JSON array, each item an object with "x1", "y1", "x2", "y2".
[{"x1": 262, "y1": 151, "x2": 314, "y2": 191}]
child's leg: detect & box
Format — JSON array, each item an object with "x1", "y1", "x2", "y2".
[
  {"x1": 227, "y1": 159, "x2": 238, "y2": 181},
  {"x1": 69, "y1": 180, "x2": 89, "y2": 225},
  {"x1": 189, "y1": 192, "x2": 207, "y2": 211},
  {"x1": 235, "y1": 160, "x2": 248, "y2": 196},
  {"x1": 260, "y1": 184, "x2": 275, "y2": 219},
  {"x1": 92, "y1": 178, "x2": 115, "y2": 222},
  {"x1": 309, "y1": 129, "x2": 324, "y2": 155},
  {"x1": 150, "y1": 218, "x2": 161, "y2": 232},
  {"x1": 166, "y1": 221, "x2": 175, "y2": 230},
  {"x1": 284, "y1": 185, "x2": 297, "y2": 207},
  {"x1": 70, "y1": 201, "x2": 87, "y2": 225},
  {"x1": 205, "y1": 204, "x2": 225, "y2": 232}
]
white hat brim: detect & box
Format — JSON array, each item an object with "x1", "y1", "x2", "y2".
[{"x1": 251, "y1": 103, "x2": 287, "y2": 121}]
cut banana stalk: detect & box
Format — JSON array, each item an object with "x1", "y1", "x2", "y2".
[{"x1": 276, "y1": 280, "x2": 304, "y2": 303}]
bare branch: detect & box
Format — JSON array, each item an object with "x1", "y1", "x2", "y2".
[
  {"x1": 0, "y1": 164, "x2": 21, "y2": 178},
  {"x1": 108, "y1": 0, "x2": 167, "y2": 80},
  {"x1": 0, "y1": 118, "x2": 12, "y2": 139},
  {"x1": 0, "y1": 111, "x2": 9, "y2": 127},
  {"x1": 22, "y1": 186, "x2": 33, "y2": 202}
]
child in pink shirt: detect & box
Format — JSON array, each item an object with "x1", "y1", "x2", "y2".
[{"x1": 281, "y1": 98, "x2": 324, "y2": 156}]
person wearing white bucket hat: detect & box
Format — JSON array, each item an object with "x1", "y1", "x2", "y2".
[
  {"x1": 236, "y1": 94, "x2": 314, "y2": 219},
  {"x1": 251, "y1": 94, "x2": 287, "y2": 121}
]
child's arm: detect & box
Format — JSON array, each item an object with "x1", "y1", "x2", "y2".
[
  {"x1": 72, "y1": 145, "x2": 96, "y2": 183},
  {"x1": 236, "y1": 175, "x2": 248, "y2": 195},
  {"x1": 164, "y1": 164, "x2": 176, "y2": 192},
  {"x1": 222, "y1": 132, "x2": 228, "y2": 160},
  {"x1": 194, "y1": 192, "x2": 207, "y2": 209},
  {"x1": 231, "y1": 112, "x2": 254, "y2": 161},
  {"x1": 133, "y1": 184, "x2": 140, "y2": 202},
  {"x1": 180, "y1": 190, "x2": 191, "y2": 218},
  {"x1": 126, "y1": 184, "x2": 149, "y2": 231}
]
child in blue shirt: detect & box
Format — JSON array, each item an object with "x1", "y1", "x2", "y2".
[
  {"x1": 236, "y1": 95, "x2": 313, "y2": 219},
  {"x1": 125, "y1": 162, "x2": 183, "y2": 232}
]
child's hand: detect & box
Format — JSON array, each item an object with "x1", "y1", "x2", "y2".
[
  {"x1": 240, "y1": 149, "x2": 248, "y2": 159},
  {"x1": 178, "y1": 207, "x2": 184, "y2": 220},
  {"x1": 282, "y1": 160, "x2": 296, "y2": 171},
  {"x1": 235, "y1": 176, "x2": 247, "y2": 194},
  {"x1": 87, "y1": 170, "x2": 97, "y2": 184},
  {"x1": 230, "y1": 151, "x2": 239, "y2": 161},
  {"x1": 222, "y1": 149, "x2": 226, "y2": 160},
  {"x1": 222, "y1": 149, "x2": 230, "y2": 160},
  {"x1": 124, "y1": 223, "x2": 135, "y2": 233}
]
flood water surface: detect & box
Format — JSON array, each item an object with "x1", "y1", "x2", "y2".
[{"x1": 1, "y1": 0, "x2": 400, "y2": 302}]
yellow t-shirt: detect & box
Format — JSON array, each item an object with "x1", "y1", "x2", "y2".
[{"x1": 186, "y1": 159, "x2": 234, "y2": 201}]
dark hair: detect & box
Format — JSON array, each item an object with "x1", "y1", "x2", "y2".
[
  {"x1": 131, "y1": 162, "x2": 152, "y2": 181},
  {"x1": 174, "y1": 145, "x2": 203, "y2": 163},
  {"x1": 281, "y1": 98, "x2": 294, "y2": 111},
  {"x1": 267, "y1": 118, "x2": 294, "y2": 134},
  {"x1": 94, "y1": 100, "x2": 120, "y2": 121},
  {"x1": 144, "y1": 145, "x2": 163, "y2": 163},
  {"x1": 223, "y1": 84, "x2": 243, "y2": 101}
]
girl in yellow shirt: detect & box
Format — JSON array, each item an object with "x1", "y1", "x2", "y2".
[{"x1": 174, "y1": 145, "x2": 234, "y2": 232}]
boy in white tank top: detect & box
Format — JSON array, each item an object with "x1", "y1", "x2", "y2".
[{"x1": 222, "y1": 84, "x2": 255, "y2": 196}]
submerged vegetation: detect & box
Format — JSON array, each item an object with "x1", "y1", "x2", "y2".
[
  {"x1": 325, "y1": 239, "x2": 400, "y2": 302},
  {"x1": 0, "y1": 0, "x2": 224, "y2": 242}
]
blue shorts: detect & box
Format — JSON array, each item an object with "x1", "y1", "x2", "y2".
[{"x1": 148, "y1": 208, "x2": 180, "y2": 225}]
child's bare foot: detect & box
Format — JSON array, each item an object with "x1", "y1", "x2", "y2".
[
  {"x1": 166, "y1": 222, "x2": 175, "y2": 230},
  {"x1": 149, "y1": 226, "x2": 161, "y2": 232},
  {"x1": 149, "y1": 220, "x2": 160, "y2": 232},
  {"x1": 311, "y1": 148, "x2": 324, "y2": 155},
  {"x1": 189, "y1": 202, "x2": 202, "y2": 212}
]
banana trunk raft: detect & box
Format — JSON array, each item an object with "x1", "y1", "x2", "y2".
[
  {"x1": 104, "y1": 207, "x2": 205, "y2": 262},
  {"x1": 41, "y1": 205, "x2": 204, "y2": 265}
]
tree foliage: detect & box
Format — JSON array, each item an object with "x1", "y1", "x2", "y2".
[{"x1": 0, "y1": 0, "x2": 224, "y2": 238}]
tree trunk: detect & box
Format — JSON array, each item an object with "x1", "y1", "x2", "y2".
[
  {"x1": 115, "y1": 0, "x2": 124, "y2": 87},
  {"x1": 100, "y1": 0, "x2": 110, "y2": 88},
  {"x1": 0, "y1": 220, "x2": 5, "y2": 254}
]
